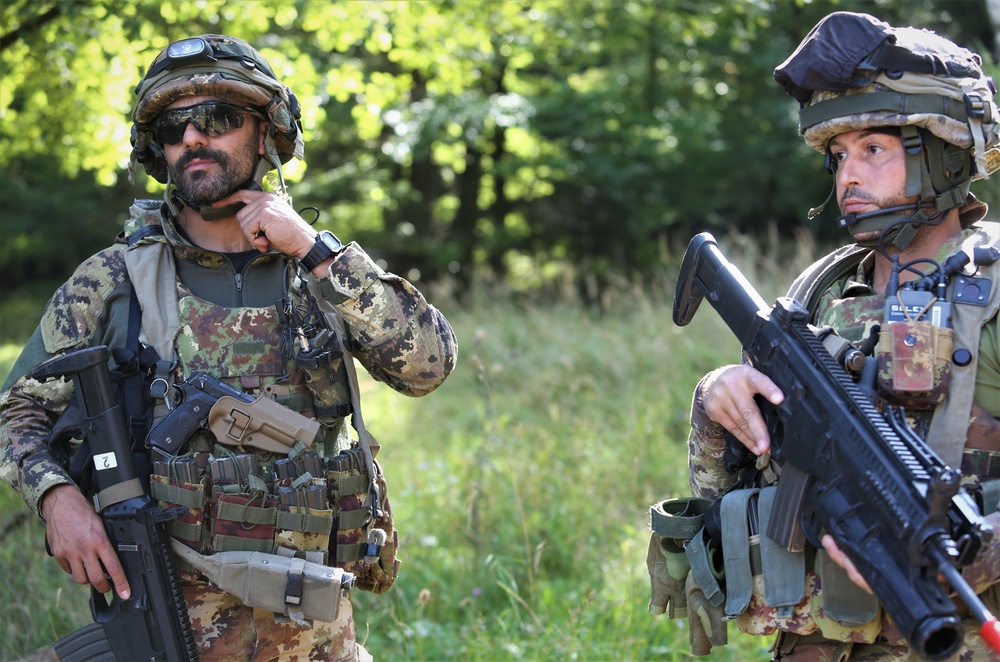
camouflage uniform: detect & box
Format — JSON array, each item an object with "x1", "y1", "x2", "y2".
[
  {"x1": 0, "y1": 206, "x2": 457, "y2": 660},
  {"x1": 687, "y1": 223, "x2": 1000, "y2": 660}
]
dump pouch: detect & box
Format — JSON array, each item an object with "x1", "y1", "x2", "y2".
[{"x1": 170, "y1": 539, "x2": 354, "y2": 625}]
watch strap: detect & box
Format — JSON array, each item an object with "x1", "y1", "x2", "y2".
[{"x1": 301, "y1": 231, "x2": 341, "y2": 271}]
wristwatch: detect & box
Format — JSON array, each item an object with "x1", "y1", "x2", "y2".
[{"x1": 300, "y1": 230, "x2": 343, "y2": 271}]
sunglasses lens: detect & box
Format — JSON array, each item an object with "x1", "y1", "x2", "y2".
[{"x1": 152, "y1": 103, "x2": 249, "y2": 145}]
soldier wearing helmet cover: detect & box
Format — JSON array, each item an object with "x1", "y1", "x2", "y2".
[
  {"x1": 649, "y1": 12, "x2": 1000, "y2": 661},
  {"x1": 0, "y1": 35, "x2": 457, "y2": 660}
]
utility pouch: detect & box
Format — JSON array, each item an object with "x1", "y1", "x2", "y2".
[
  {"x1": 720, "y1": 489, "x2": 760, "y2": 620},
  {"x1": 757, "y1": 485, "x2": 805, "y2": 614},
  {"x1": 170, "y1": 539, "x2": 354, "y2": 625},
  {"x1": 274, "y1": 473, "x2": 335, "y2": 563},
  {"x1": 647, "y1": 496, "x2": 713, "y2": 618},
  {"x1": 813, "y1": 549, "x2": 880, "y2": 628},
  {"x1": 877, "y1": 321, "x2": 953, "y2": 409},
  {"x1": 327, "y1": 446, "x2": 398, "y2": 593},
  {"x1": 209, "y1": 454, "x2": 278, "y2": 554},
  {"x1": 151, "y1": 456, "x2": 209, "y2": 580}
]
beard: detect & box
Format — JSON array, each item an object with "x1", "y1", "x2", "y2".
[{"x1": 168, "y1": 136, "x2": 259, "y2": 209}]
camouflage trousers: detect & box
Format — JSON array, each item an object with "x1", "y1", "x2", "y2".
[
  {"x1": 183, "y1": 583, "x2": 371, "y2": 661},
  {"x1": 772, "y1": 616, "x2": 998, "y2": 661}
]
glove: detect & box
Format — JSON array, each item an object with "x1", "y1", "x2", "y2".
[
  {"x1": 646, "y1": 532, "x2": 690, "y2": 618},
  {"x1": 685, "y1": 572, "x2": 727, "y2": 656}
]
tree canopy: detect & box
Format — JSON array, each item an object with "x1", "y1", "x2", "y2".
[{"x1": 2, "y1": 0, "x2": 998, "y2": 309}]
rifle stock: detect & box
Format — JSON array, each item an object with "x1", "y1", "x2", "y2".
[
  {"x1": 29, "y1": 346, "x2": 198, "y2": 662},
  {"x1": 672, "y1": 232, "x2": 998, "y2": 661}
]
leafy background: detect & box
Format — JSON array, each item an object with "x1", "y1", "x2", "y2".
[{"x1": 3, "y1": 0, "x2": 998, "y2": 341}]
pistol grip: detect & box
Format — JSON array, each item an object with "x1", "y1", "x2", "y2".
[{"x1": 148, "y1": 393, "x2": 212, "y2": 456}]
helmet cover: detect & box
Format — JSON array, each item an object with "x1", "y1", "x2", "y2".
[
  {"x1": 774, "y1": 12, "x2": 998, "y2": 180},
  {"x1": 130, "y1": 34, "x2": 303, "y2": 184}
]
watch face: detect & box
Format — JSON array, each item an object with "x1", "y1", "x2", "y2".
[{"x1": 318, "y1": 231, "x2": 343, "y2": 253}]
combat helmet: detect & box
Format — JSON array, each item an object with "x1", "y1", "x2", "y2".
[
  {"x1": 774, "y1": 12, "x2": 1000, "y2": 250},
  {"x1": 129, "y1": 34, "x2": 303, "y2": 204}
]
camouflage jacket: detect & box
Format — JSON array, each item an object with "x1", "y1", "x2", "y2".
[
  {"x1": 0, "y1": 204, "x2": 458, "y2": 515},
  {"x1": 687, "y1": 221, "x2": 1000, "y2": 644}
]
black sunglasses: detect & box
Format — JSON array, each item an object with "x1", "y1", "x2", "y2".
[{"x1": 152, "y1": 102, "x2": 265, "y2": 145}]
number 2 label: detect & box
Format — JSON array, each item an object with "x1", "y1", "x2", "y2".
[{"x1": 93, "y1": 452, "x2": 118, "y2": 471}]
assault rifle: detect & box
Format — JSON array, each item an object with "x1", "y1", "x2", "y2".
[
  {"x1": 28, "y1": 346, "x2": 198, "y2": 662},
  {"x1": 148, "y1": 372, "x2": 320, "y2": 457},
  {"x1": 672, "y1": 232, "x2": 1000, "y2": 661}
]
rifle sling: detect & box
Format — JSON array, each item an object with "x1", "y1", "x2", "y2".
[{"x1": 323, "y1": 311, "x2": 381, "y2": 530}]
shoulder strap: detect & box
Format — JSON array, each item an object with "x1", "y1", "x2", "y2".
[
  {"x1": 787, "y1": 245, "x2": 868, "y2": 319},
  {"x1": 322, "y1": 310, "x2": 382, "y2": 520}
]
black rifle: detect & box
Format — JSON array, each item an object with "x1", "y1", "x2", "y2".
[
  {"x1": 28, "y1": 345, "x2": 198, "y2": 662},
  {"x1": 672, "y1": 232, "x2": 1000, "y2": 661}
]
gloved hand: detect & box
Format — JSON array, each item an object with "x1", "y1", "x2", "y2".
[
  {"x1": 686, "y1": 572, "x2": 727, "y2": 656},
  {"x1": 646, "y1": 532, "x2": 690, "y2": 618}
]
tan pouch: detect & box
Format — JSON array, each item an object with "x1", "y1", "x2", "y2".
[{"x1": 170, "y1": 539, "x2": 354, "y2": 625}]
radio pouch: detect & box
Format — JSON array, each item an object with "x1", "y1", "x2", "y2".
[{"x1": 877, "y1": 320, "x2": 952, "y2": 408}]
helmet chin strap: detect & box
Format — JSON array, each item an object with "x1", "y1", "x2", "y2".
[{"x1": 836, "y1": 202, "x2": 929, "y2": 251}]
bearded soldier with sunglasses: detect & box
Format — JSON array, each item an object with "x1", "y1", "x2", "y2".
[{"x1": 0, "y1": 35, "x2": 457, "y2": 661}]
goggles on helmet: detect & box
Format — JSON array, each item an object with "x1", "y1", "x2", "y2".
[
  {"x1": 139, "y1": 36, "x2": 278, "y2": 88},
  {"x1": 152, "y1": 101, "x2": 265, "y2": 145}
]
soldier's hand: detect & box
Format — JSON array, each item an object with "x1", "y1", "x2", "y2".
[
  {"x1": 41, "y1": 484, "x2": 131, "y2": 600},
  {"x1": 214, "y1": 189, "x2": 318, "y2": 259},
  {"x1": 821, "y1": 534, "x2": 872, "y2": 594},
  {"x1": 703, "y1": 364, "x2": 783, "y2": 455}
]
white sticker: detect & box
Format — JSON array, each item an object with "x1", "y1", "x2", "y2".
[{"x1": 93, "y1": 452, "x2": 118, "y2": 471}]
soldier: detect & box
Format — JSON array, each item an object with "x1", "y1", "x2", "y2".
[
  {"x1": 0, "y1": 34, "x2": 457, "y2": 660},
  {"x1": 653, "y1": 11, "x2": 1000, "y2": 661}
]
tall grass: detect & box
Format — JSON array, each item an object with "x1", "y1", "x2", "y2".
[{"x1": 0, "y1": 231, "x2": 824, "y2": 660}]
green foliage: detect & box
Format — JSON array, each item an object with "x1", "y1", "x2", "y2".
[{"x1": 2, "y1": 0, "x2": 995, "y2": 315}]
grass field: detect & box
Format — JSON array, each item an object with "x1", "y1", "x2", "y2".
[{"x1": 0, "y1": 232, "x2": 818, "y2": 660}]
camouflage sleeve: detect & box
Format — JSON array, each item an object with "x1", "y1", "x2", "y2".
[
  {"x1": 0, "y1": 372, "x2": 75, "y2": 515},
  {"x1": 687, "y1": 368, "x2": 735, "y2": 500},
  {"x1": 310, "y1": 242, "x2": 457, "y2": 397},
  {"x1": 0, "y1": 246, "x2": 129, "y2": 514}
]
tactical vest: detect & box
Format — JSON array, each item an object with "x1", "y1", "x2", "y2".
[
  {"x1": 702, "y1": 221, "x2": 1000, "y2": 642},
  {"x1": 123, "y1": 201, "x2": 355, "y2": 568},
  {"x1": 788, "y1": 221, "x2": 1000, "y2": 468}
]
